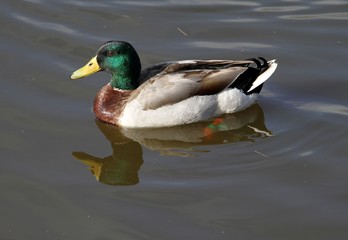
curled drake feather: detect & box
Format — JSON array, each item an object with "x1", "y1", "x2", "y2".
[{"x1": 71, "y1": 41, "x2": 277, "y2": 128}]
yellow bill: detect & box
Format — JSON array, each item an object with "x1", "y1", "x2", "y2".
[{"x1": 71, "y1": 56, "x2": 101, "y2": 79}]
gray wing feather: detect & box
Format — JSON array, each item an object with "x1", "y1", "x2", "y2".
[{"x1": 134, "y1": 60, "x2": 251, "y2": 110}]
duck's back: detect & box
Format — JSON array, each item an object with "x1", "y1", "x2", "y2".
[{"x1": 118, "y1": 58, "x2": 277, "y2": 128}]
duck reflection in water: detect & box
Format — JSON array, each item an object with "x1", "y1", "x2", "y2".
[
  {"x1": 72, "y1": 104, "x2": 271, "y2": 186},
  {"x1": 73, "y1": 121, "x2": 143, "y2": 186}
]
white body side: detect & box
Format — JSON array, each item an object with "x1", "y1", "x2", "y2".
[{"x1": 119, "y1": 89, "x2": 258, "y2": 128}]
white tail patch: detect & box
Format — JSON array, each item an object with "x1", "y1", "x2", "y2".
[{"x1": 247, "y1": 59, "x2": 278, "y2": 93}]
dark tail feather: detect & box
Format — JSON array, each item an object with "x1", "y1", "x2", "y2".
[{"x1": 229, "y1": 57, "x2": 271, "y2": 95}]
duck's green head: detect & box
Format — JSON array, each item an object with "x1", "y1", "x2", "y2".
[{"x1": 71, "y1": 41, "x2": 141, "y2": 90}]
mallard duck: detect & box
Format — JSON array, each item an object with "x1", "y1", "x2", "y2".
[{"x1": 71, "y1": 41, "x2": 277, "y2": 128}]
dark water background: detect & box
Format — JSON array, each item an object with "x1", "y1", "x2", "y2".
[{"x1": 1, "y1": 0, "x2": 348, "y2": 239}]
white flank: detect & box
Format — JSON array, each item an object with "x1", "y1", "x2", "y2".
[
  {"x1": 118, "y1": 89, "x2": 259, "y2": 128},
  {"x1": 247, "y1": 59, "x2": 278, "y2": 93}
]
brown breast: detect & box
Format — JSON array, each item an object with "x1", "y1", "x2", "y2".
[{"x1": 93, "y1": 84, "x2": 132, "y2": 125}]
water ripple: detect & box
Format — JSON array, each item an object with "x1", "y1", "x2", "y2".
[
  {"x1": 217, "y1": 18, "x2": 260, "y2": 23},
  {"x1": 67, "y1": 0, "x2": 110, "y2": 7},
  {"x1": 13, "y1": 14, "x2": 76, "y2": 35},
  {"x1": 280, "y1": 12, "x2": 348, "y2": 20},
  {"x1": 313, "y1": 0, "x2": 348, "y2": 5},
  {"x1": 111, "y1": 0, "x2": 260, "y2": 7},
  {"x1": 297, "y1": 102, "x2": 348, "y2": 117},
  {"x1": 256, "y1": 6, "x2": 309, "y2": 12},
  {"x1": 11, "y1": 12, "x2": 105, "y2": 42}
]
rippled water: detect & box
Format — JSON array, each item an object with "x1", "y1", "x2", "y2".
[{"x1": 1, "y1": 0, "x2": 348, "y2": 239}]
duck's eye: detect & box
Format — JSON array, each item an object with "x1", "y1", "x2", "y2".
[{"x1": 106, "y1": 50, "x2": 117, "y2": 57}]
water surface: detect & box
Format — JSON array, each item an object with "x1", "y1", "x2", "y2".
[{"x1": 1, "y1": 0, "x2": 348, "y2": 239}]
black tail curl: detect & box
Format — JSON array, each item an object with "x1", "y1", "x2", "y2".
[{"x1": 229, "y1": 57, "x2": 269, "y2": 95}]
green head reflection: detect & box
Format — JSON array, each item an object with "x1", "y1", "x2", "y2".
[{"x1": 73, "y1": 141, "x2": 143, "y2": 186}]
